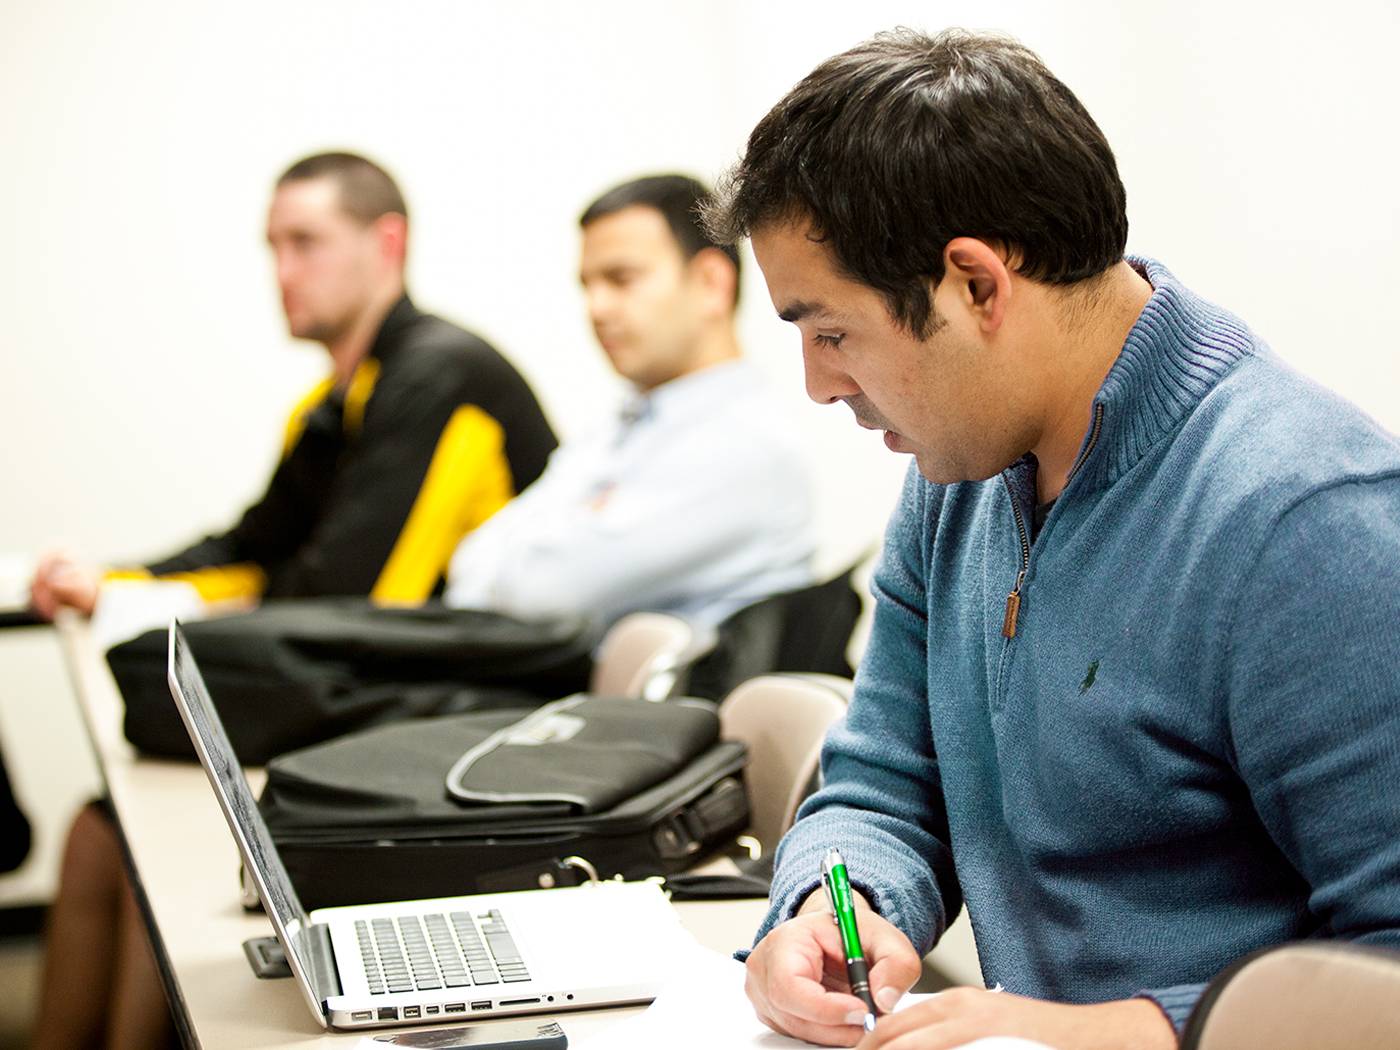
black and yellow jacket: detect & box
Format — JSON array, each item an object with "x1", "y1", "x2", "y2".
[{"x1": 112, "y1": 296, "x2": 556, "y2": 605}]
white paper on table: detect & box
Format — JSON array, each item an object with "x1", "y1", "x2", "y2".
[
  {"x1": 569, "y1": 942, "x2": 1060, "y2": 1050},
  {"x1": 343, "y1": 944, "x2": 1057, "y2": 1050},
  {"x1": 0, "y1": 553, "x2": 35, "y2": 609},
  {"x1": 90, "y1": 578, "x2": 206, "y2": 651}
]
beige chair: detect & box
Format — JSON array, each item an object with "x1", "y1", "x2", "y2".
[
  {"x1": 1182, "y1": 941, "x2": 1400, "y2": 1050},
  {"x1": 589, "y1": 612, "x2": 708, "y2": 701},
  {"x1": 718, "y1": 673, "x2": 851, "y2": 855}
]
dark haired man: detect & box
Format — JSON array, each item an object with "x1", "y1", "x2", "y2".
[
  {"x1": 30, "y1": 151, "x2": 556, "y2": 622},
  {"x1": 444, "y1": 173, "x2": 814, "y2": 631},
  {"x1": 706, "y1": 28, "x2": 1400, "y2": 1050}
]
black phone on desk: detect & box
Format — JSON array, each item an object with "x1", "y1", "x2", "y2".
[{"x1": 372, "y1": 1020, "x2": 566, "y2": 1049}]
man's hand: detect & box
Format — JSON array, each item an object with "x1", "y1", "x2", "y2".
[
  {"x1": 745, "y1": 890, "x2": 922, "y2": 1047},
  {"x1": 853, "y1": 987, "x2": 1177, "y2": 1050},
  {"x1": 29, "y1": 552, "x2": 101, "y2": 619}
]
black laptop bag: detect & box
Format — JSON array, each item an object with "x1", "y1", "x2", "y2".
[
  {"x1": 108, "y1": 601, "x2": 595, "y2": 764},
  {"x1": 257, "y1": 695, "x2": 749, "y2": 909}
]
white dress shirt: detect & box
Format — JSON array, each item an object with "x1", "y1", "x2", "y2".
[{"x1": 444, "y1": 359, "x2": 816, "y2": 630}]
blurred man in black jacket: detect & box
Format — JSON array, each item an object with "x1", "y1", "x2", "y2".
[{"x1": 30, "y1": 151, "x2": 556, "y2": 619}]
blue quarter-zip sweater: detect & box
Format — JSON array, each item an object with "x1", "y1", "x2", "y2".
[{"x1": 756, "y1": 258, "x2": 1400, "y2": 1032}]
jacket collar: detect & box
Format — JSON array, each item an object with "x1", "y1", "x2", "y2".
[{"x1": 365, "y1": 293, "x2": 419, "y2": 364}]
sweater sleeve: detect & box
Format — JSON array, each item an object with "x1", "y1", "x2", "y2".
[
  {"x1": 752, "y1": 466, "x2": 962, "y2": 954},
  {"x1": 1138, "y1": 473, "x2": 1400, "y2": 1030}
]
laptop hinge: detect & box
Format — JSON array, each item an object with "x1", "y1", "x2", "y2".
[{"x1": 306, "y1": 923, "x2": 344, "y2": 1000}]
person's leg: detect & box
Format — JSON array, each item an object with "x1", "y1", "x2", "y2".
[
  {"x1": 30, "y1": 802, "x2": 122, "y2": 1050},
  {"x1": 103, "y1": 876, "x2": 175, "y2": 1050}
]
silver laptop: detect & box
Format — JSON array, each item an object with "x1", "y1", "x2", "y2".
[{"x1": 166, "y1": 620, "x2": 688, "y2": 1030}]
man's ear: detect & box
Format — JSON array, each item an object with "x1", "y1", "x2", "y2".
[
  {"x1": 942, "y1": 238, "x2": 1012, "y2": 334},
  {"x1": 374, "y1": 212, "x2": 409, "y2": 270},
  {"x1": 688, "y1": 247, "x2": 738, "y2": 317}
]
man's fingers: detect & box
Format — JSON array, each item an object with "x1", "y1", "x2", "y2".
[
  {"x1": 860, "y1": 990, "x2": 999, "y2": 1049},
  {"x1": 768, "y1": 961, "x2": 871, "y2": 1027},
  {"x1": 762, "y1": 1002, "x2": 866, "y2": 1048},
  {"x1": 860, "y1": 920, "x2": 921, "y2": 1014},
  {"x1": 749, "y1": 960, "x2": 869, "y2": 1046},
  {"x1": 868, "y1": 954, "x2": 921, "y2": 1013},
  {"x1": 858, "y1": 997, "x2": 953, "y2": 1045},
  {"x1": 748, "y1": 915, "x2": 878, "y2": 1039},
  {"x1": 28, "y1": 577, "x2": 57, "y2": 620}
]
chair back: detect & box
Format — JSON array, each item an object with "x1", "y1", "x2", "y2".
[
  {"x1": 718, "y1": 673, "x2": 851, "y2": 854},
  {"x1": 686, "y1": 561, "x2": 866, "y2": 701},
  {"x1": 1182, "y1": 941, "x2": 1400, "y2": 1050},
  {"x1": 590, "y1": 612, "x2": 701, "y2": 700}
]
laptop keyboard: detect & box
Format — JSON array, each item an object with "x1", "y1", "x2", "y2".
[{"x1": 354, "y1": 910, "x2": 532, "y2": 996}]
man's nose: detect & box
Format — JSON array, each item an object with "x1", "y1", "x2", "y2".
[
  {"x1": 802, "y1": 344, "x2": 861, "y2": 405},
  {"x1": 274, "y1": 251, "x2": 298, "y2": 290},
  {"x1": 584, "y1": 285, "x2": 613, "y2": 325}
]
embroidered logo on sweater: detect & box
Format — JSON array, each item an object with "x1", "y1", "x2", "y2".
[{"x1": 1080, "y1": 660, "x2": 1101, "y2": 695}]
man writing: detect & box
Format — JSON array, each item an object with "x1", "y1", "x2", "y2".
[
  {"x1": 706, "y1": 29, "x2": 1400, "y2": 1049},
  {"x1": 30, "y1": 151, "x2": 556, "y2": 621}
]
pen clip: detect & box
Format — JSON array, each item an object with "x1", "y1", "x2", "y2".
[{"x1": 820, "y1": 855, "x2": 839, "y2": 923}]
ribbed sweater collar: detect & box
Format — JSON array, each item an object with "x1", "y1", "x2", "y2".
[{"x1": 1069, "y1": 257, "x2": 1258, "y2": 492}]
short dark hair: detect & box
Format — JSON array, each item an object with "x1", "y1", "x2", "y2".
[
  {"x1": 581, "y1": 174, "x2": 741, "y2": 303},
  {"x1": 277, "y1": 151, "x2": 408, "y2": 226},
  {"x1": 704, "y1": 29, "x2": 1128, "y2": 337}
]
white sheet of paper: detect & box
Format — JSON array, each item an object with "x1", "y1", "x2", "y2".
[
  {"x1": 570, "y1": 943, "x2": 1059, "y2": 1050},
  {"x1": 343, "y1": 944, "x2": 1058, "y2": 1050},
  {"x1": 0, "y1": 553, "x2": 34, "y2": 609},
  {"x1": 89, "y1": 578, "x2": 205, "y2": 650}
]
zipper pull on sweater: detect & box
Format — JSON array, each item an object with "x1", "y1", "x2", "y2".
[{"x1": 1003, "y1": 571, "x2": 1026, "y2": 638}]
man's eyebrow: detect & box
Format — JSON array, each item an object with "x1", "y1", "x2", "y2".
[{"x1": 777, "y1": 300, "x2": 832, "y2": 324}]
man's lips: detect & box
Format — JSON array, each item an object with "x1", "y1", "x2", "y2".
[{"x1": 853, "y1": 417, "x2": 908, "y2": 452}]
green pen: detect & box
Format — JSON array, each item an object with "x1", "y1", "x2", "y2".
[{"x1": 821, "y1": 847, "x2": 878, "y2": 1032}]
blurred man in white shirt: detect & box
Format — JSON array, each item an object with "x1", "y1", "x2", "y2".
[{"x1": 446, "y1": 174, "x2": 816, "y2": 632}]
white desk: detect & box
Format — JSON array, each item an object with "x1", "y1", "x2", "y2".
[{"x1": 56, "y1": 617, "x2": 767, "y2": 1048}]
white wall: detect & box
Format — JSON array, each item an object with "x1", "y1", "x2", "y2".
[
  {"x1": 3, "y1": 0, "x2": 1396, "y2": 566},
  {"x1": 2, "y1": 0, "x2": 1397, "y2": 903}
]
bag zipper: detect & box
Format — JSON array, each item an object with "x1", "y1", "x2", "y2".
[{"x1": 1001, "y1": 403, "x2": 1105, "y2": 638}]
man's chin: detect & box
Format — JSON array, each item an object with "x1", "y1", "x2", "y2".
[
  {"x1": 287, "y1": 320, "x2": 335, "y2": 344},
  {"x1": 912, "y1": 452, "x2": 998, "y2": 486}
]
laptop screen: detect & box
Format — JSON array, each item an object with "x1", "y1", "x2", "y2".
[{"x1": 165, "y1": 621, "x2": 324, "y2": 1007}]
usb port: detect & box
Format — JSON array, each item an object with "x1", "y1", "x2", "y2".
[
  {"x1": 445, "y1": 1003, "x2": 466, "y2": 1013},
  {"x1": 403, "y1": 1006, "x2": 421, "y2": 1019},
  {"x1": 426, "y1": 1006, "x2": 440, "y2": 1015},
  {"x1": 352, "y1": 1011, "x2": 373, "y2": 1021},
  {"x1": 470, "y1": 1000, "x2": 492, "y2": 1011}
]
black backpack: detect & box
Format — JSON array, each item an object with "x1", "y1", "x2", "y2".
[{"x1": 109, "y1": 601, "x2": 595, "y2": 763}]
